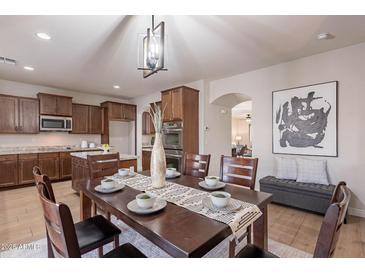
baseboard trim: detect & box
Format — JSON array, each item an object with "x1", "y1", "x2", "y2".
[{"x1": 348, "y1": 207, "x2": 365, "y2": 218}]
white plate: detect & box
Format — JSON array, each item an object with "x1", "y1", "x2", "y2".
[
  {"x1": 94, "y1": 183, "x2": 125, "y2": 194},
  {"x1": 127, "y1": 199, "x2": 167, "y2": 215},
  {"x1": 202, "y1": 197, "x2": 242, "y2": 212},
  {"x1": 199, "y1": 181, "x2": 226, "y2": 190},
  {"x1": 166, "y1": 171, "x2": 181, "y2": 179}
]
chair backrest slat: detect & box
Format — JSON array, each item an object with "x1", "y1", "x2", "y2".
[
  {"x1": 183, "y1": 153, "x2": 211, "y2": 179},
  {"x1": 87, "y1": 153, "x2": 120, "y2": 180},
  {"x1": 314, "y1": 182, "x2": 351, "y2": 258},
  {"x1": 219, "y1": 156, "x2": 258, "y2": 190}
]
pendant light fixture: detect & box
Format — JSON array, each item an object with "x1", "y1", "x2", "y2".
[{"x1": 138, "y1": 15, "x2": 167, "y2": 78}]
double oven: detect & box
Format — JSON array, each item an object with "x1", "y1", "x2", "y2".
[{"x1": 162, "y1": 122, "x2": 183, "y2": 172}]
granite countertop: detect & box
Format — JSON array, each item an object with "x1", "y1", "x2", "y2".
[
  {"x1": 70, "y1": 150, "x2": 137, "y2": 161},
  {"x1": 0, "y1": 145, "x2": 102, "y2": 156}
]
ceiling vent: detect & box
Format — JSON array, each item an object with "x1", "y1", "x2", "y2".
[{"x1": 0, "y1": 56, "x2": 17, "y2": 65}]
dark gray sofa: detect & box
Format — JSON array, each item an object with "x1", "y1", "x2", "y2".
[{"x1": 259, "y1": 176, "x2": 335, "y2": 214}]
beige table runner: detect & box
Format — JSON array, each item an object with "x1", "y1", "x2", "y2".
[{"x1": 110, "y1": 174, "x2": 262, "y2": 239}]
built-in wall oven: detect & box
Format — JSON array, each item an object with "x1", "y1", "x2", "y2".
[
  {"x1": 165, "y1": 149, "x2": 183, "y2": 172},
  {"x1": 40, "y1": 115, "x2": 72, "y2": 131},
  {"x1": 162, "y1": 122, "x2": 183, "y2": 150}
]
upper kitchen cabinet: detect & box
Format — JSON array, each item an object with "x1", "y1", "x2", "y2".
[
  {"x1": 101, "y1": 101, "x2": 136, "y2": 121},
  {"x1": 161, "y1": 87, "x2": 188, "y2": 122},
  {"x1": 0, "y1": 94, "x2": 39, "y2": 134},
  {"x1": 88, "y1": 105, "x2": 104, "y2": 134},
  {"x1": 38, "y1": 93, "x2": 72, "y2": 116},
  {"x1": 72, "y1": 104, "x2": 89, "y2": 134},
  {"x1": 72, "y1": 104, "x2": 104, "y2": 134}
]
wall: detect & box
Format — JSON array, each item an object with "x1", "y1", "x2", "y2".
[
  {"x1": 0, "y1": 79, "x2": 130, "y2": 148},
  {"x1": 232, "y1": 118, "x2": 250, "y2": 146},
  {"x1": 209, "y1": 42, "x2": 365, "y2": 216}
]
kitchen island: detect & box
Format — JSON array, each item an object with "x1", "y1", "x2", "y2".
[{"x1": 71, "y1": 150, "x2": 137, "y2": 220}]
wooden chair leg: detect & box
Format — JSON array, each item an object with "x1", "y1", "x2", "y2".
[
  {"x1": 228, "y1": 238, "x2": 236, "y2": 258},
  {"x1": 98, "y1": 246, "x2": 103, "y2": 257},
  {"x1": 106, "y1": 211, "x2": 111, "y2": 221},
  {"x1": 114, "y1": 235, "x2": 119, "y2": 249}
]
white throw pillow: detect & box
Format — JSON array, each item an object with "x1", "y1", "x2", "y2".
[
  {"x1": 275, "y1": 157, "x2": 297, "y2": 180},
  {"x1": 296, "y1": 158, "x2": 329, "y2": 185}
]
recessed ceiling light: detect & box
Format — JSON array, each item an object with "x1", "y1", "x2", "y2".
[
  {"x1": 23, "y1": 66, "x2": 34, "y2": 71},
  {"x1": 36, "y1": 32, "x2": 51, "y2": 40},
  {"x1": 317, "y1": 32, "x2": 335, "y2": 40},
  {"x1": 113, "y1": 85, "x2": 120, "y2": 89}
]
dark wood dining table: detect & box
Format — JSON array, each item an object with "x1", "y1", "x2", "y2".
[{"x1": 79, "y1": 171, "x2": 272, "y2": 257}]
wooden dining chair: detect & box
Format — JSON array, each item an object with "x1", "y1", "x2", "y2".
[
  {"x1": 219, "y1": 155, "x2": 258, "y2": 190},
  {"x1": 87, "y1": 153, "x2": 120, "y2": 219},
  {"x1": 235, "y1": 182, "x2": 351, "y2": 258},
  {"x1": 33, "y1": 166, "x2": 122, "y2": 258},
  {"x1": 37, "y1": 183, "x2": 145, "y2": 258},
  {"x1": 183, "y1": 152, "x2": 211, "y2": 178}
]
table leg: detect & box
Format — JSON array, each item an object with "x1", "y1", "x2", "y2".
[
  {"x1": 253, "y1": 204, "x2": 268, "y2": 250},
  {"x1": 80, "y1": 190, "x2": 92, "y2": 221}
]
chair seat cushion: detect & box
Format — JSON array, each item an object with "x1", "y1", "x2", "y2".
[
  {"x1": 236, "y1": 244, "x2": 278, "y2": 258},
  {"x1": 75, "y1": 215, "x2": 121, "y2": 253},
  {"x1": 103, "y1": 243, "x2": 146, "y2": 258}
]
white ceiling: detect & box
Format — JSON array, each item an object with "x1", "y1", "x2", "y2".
[{"x1": 1, "y1": 15, "x2": 365, "y2": 98}]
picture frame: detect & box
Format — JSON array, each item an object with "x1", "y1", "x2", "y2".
[{"x1": 272, "y1": 81, "x2": 338, "y2": 157}]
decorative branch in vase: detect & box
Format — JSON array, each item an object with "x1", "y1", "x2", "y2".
[{"x1": 149, "y1": 103, "x2": 167, "y2": 188}]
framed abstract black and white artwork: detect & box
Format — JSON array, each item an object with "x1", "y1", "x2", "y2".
[{"x1": 272, "y1": 81, "x2": 338, "y2": 157}]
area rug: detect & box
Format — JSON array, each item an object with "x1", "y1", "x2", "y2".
[{"x1": 0, "y1": 217, "x2": 311, "y2": 258}]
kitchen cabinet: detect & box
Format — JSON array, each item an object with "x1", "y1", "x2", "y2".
[
  {"x1": 142, "y1": 111, "x2": 154, "y2": 135},
  {"x1": 161, "y1": 88, "x2": 183, "y2": 122},
  {"x1": 60, "y1": 152, "x2": 72, "y2": 180},
  {"x1": 0, "y1": 155, "x2": 18, "y2": 187},
  {"x1": 72, "y1": 104, "x2": 103, "y2": 134},
  {"x1": 72, "y1": 104, "x2": 89, "y2": 134},
  {"x1": 121, "y1": 104, "x2": 136, "y2": 121},
  {"x1": 88, "y1": 105, "x2": 104, "y2": 134},
  {"x1": 0, "y1": 95, "x2": 39, "y2": 134},
  {"x1": 18, "y1": 154, "x2": 38, "y2": 185},
  {"x1": 102, "y1": 101, "x2": 136, "y2": 121},
  {"x1": 160, "y1": 86, "x2": 199, "y2": 153},
  {"x1": 18, "y1": 98, "x2": 39, "y2": 133},
  {"x1": 142, "y1": 150, "x2": 151, "y2": 171},
  {"x1": 39, "y1": 152, "x2": 59, "y2": 181},
  {"x1": 38, "y1": 93, "x2": 72, "y2": 116}
]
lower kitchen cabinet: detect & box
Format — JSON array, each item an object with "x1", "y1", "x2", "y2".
[
  {"x1": 0, "y1": 155, "x2": 18, "y2": 187},
  {"x1": 142, "y1": 150, "x2": 151, "y2": 171},
  {"x1": 18, "y1": 154, "x2": 38, "y2": 185},
  {"x1": 39, "y1": 152, "x2": 60, "y2": 181},
  {"x1": 60, "y1": 152, "x2": 72, "y2": 180}
]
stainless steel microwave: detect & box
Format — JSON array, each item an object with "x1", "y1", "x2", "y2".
[
  {"x1": 162, "y1": 122, "x2": 183, "y2": 150},
  {"x1": 40, "y1": 115, "x2": 72, "y2": 131}
]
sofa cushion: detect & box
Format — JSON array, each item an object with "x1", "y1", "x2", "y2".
[
  {"x1": 275, "y1": 157, "x2": 297, "y2": 180},
  {"x1": 296, "y1": 158, "x2": 329, "y2": 185}
]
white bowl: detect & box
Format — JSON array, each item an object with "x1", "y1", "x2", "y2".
[
  {"x1": 166, "y1": 168, "x2": 177, "y2": 177},
  {"x1": 118, "y1": 168, "x2": 130, "y2": 176},
  {"x1": 205, "y1": 176, "x2": 219, "y2": 187},
  {"x1": 136, "y1": 193, "x2": 156, "y2": 209},
  {"x1": 101, "y1": 178, "x2": 116, "y2": 189},
  {"x1": 210, "y1": 191, "x2": 231, "y2": 208}
]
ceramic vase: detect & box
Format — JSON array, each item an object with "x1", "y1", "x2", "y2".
[{"x1": 150, "y1": 132, "x2": 166, "y2": 188}]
